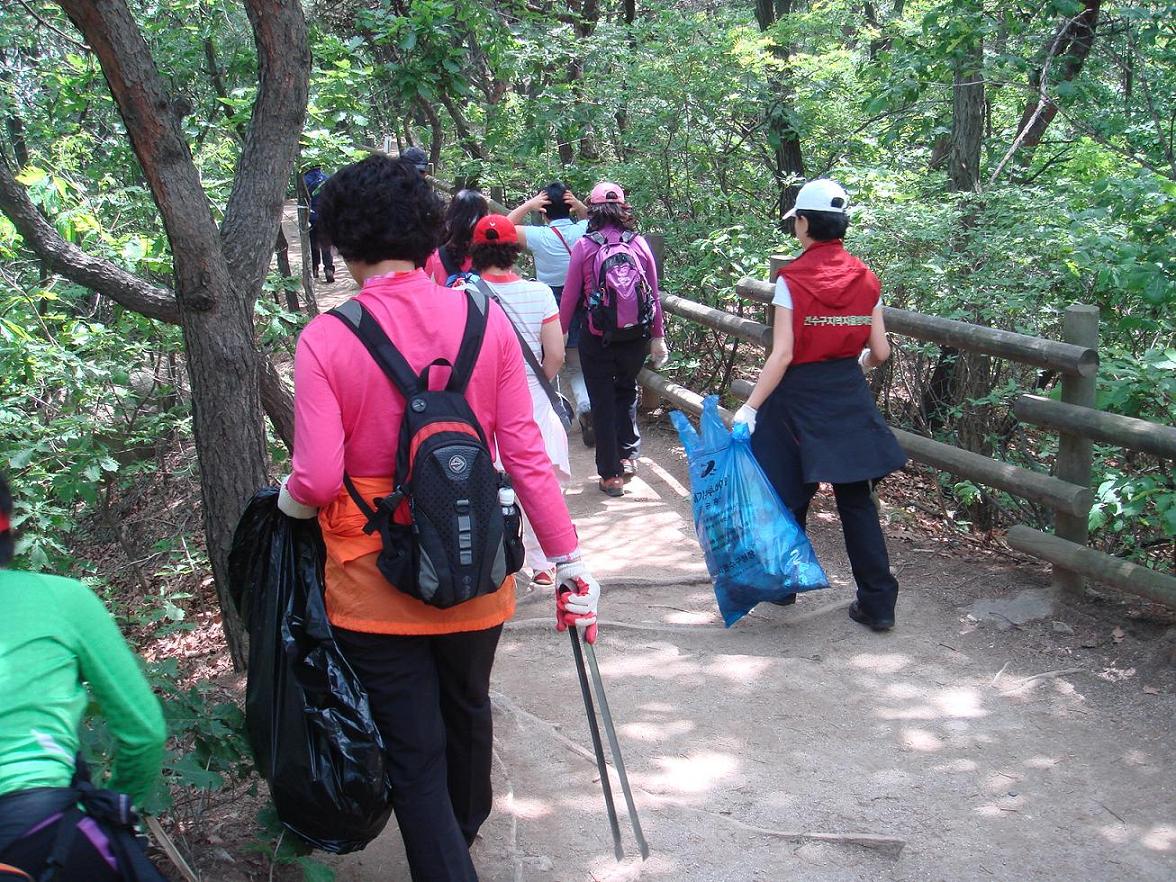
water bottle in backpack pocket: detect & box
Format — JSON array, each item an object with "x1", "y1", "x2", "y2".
[{"x1": 584, "y1": 231, "x2": 656, "y2": 344}]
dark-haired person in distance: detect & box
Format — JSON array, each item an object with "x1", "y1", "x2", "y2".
[
  {"x1": 506, "y1": 183, "x2": 594, "y2": 443},
  {"x1": 303, "y1": 164, "x2": 335, "y2": 283},
  {"x1": 425, "y1": 189, "x2": 489, "y2": 285},
  {"x1": 400, "y1": 146, "x2": 430, "y2": 176},
  {"x1": 559, "y1": 182, "x2": 669, "y2": 497},
  {"x1": 275, "y1": 156, "x2": 601, "y2": 882},
  {"x1": 0, "y1": 474, "x2": 167, "y2": 879},
  {"x1": 733, "y1": 179, "x2": 906, "y2": 631}
]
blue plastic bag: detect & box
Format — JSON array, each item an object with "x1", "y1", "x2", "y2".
[{"x1": 671, "y1": 396, "x2": 828, "y2": 626}]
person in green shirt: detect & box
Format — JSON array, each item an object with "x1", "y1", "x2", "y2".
[{"x1": 0, "y1": 474, "x2": 167, "y2": 880}]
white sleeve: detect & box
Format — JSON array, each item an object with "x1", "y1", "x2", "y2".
[{"x1": 772, "y1": 276, "x2": 793, "y2": 309}]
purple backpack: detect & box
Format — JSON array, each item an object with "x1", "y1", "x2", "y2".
[{"x1": 583, "y1": 231, "x2": 656, "y2": 344}]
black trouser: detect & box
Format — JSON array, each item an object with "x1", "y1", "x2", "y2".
[
  {"x1": 308, "y1": 224, "x2": 334, "y2": 276},
  {"x1": 0, "y1": 789, "x2": 120, "y2": 881},
  {"x1": 334, "y1": 626, "x2": 503, "y2": 882},
  {"x1": 578, "y1": 333, "x2": 647, "y2": 479},
  {"x1": 790, "y1": 480, "x2": 898, "y2": 620}
]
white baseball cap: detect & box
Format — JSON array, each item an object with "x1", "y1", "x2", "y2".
[{"x1": 783, "y1": 178, "x2": 850, "y2": 219}]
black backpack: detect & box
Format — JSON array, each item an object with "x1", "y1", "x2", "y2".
[{"x1": 328, "y1": 292, "x2": 524, "y2": 608}]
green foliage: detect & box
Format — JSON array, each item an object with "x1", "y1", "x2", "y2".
[
  {"x1": 0, "y1": 289, "x2": 188, "y2": 571},
  {"x1": 251, "y1": 805, "x2": 337, "y2": 881}
]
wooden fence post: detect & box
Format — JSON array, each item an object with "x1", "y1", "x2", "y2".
[
  {"x1": 1053, "y1": 304, "x2": 1100, "y2": 594},
  {"x1": 645, "y1": 233, "x2": 665, "y2": 278},
  {"x1": 640, "y1": 233, "x2": 667, "y2": 414},
  {"x1": 765, "y1": 255, "x2": 791, "y2": 353}
]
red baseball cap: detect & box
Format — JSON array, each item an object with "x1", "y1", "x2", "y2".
[{"x1": 472, "y1": 214, "x2": 518, "y2": 246}]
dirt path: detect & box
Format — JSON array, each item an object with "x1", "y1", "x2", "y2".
[{"x1": 276, "y1": 208, "x2": 1176, "y2": 881}]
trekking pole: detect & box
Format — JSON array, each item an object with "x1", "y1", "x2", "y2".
[
  {"x1": 568, "y1": 626, "x2": 624, "y2": 861},
  {"x1": 581, "y1": 635, "x2": 650, "y2": 860}
]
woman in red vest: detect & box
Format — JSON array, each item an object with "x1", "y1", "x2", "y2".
[{"x1": 734, "y1": 179, "x2": 906, "y2": 631}]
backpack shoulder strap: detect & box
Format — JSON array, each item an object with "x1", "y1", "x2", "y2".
[
  {"x1": 438, "y1": 244, "x2": 460, "y2": 278},
  {"x1": 585, "y1": 231, "x2": 606, "y2": 247},
  {"x1": 448, "y1": 287, "x2": 490, "y2": 393},
  {"x1": 620, "y1": 230, "x2": 637, "y2": 243},
  {"x1": 550, "y1": 224, "x2": 573, "y2": 254},
  {"x1": 328, "y1": 300, "x2": 420, "y2": 397},
  {"x1": 472, "y1": 279, "x2": 569, "y2": 426}
]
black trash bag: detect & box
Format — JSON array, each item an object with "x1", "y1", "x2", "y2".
[{"x1": 229, "y1": 487, "x2": 393, "y2": 854}]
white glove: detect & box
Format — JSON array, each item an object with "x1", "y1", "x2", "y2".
[
  {"x1": 277, "y1": 476, "x2": 318, "y2": 519},
  {"x1": 858, "y1": 348, "x2": 873, "y2": 373},
  {"x1": 554, "y1": 559, "x2": 601, "y2": 643},
  {"x1": 733, "y1": 403, "x2": 757, "y2": 434},
  {"x1": 649, "y1": 337, "x2": 669, "y2": 370}
]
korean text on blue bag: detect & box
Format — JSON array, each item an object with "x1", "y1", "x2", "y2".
[{"x1": 671, "y1": 396, "x2": 828, "y2": 626}]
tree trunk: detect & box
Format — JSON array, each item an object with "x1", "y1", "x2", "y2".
[
  {"x1": 949, "y1": 34, "x2": 984, "y2": 192},
  {"x1": 614, "y1": 0, "x2": 636, "y2": 157},
  {"x1": 1002, "y1": 0, "x2": 1101, "y2": 174},
  {"x1": 757, "y1": 0, "x2": 805, "y2": 220},
  {"x1": 274, "y1": 227, "x2": 299, "y2": 311},
  {"x1": 437, "y1": 92, "x2": 486, "y2": 161},
  {"x1": 55, "y1": 0, "x2": 309, "y2": 670}
]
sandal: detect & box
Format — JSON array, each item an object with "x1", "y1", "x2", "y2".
[{"x1": 598, "y1": 477, "x2": 625, "y2": 497}]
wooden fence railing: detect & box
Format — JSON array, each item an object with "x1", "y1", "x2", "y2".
[{"x1": 640, "y1": 259, "x2": 1176, "y2": 609}]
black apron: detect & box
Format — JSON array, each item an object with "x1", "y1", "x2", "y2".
[{"x1": 752, "y1": 357, "x2": 906, "y2": 509}]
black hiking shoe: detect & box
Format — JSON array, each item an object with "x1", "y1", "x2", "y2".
[
  {"x1": 848, "y1": 601, "x2": 894, "y2": 632},
  {"x1": 769, "y1": 593, "x2": 797, "y2": 607},
  {"x1": 579, "y1": 411, "x2": 595, "y2": 447},
  {"x1": 324, "y1": 269, "x2": 335, "y2": 284}
]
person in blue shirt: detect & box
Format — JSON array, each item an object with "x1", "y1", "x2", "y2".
[
  {"x1": 302, "y1": 166, "x2": 334, "y2": 283},
  {"x1": 507, "y1": 183, "x2": 593, "y2": 443}
]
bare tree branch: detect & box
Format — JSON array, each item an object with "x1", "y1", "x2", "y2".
[
  {"x1": 0, "y1": 154, "x2": 178, "y2": 322},
  {"x1": 57, "y1": 0, "x2": 231, "y2": 311},
  {"x1": 12, "y1": 0, "x2": 90, "y2": 52},
  {"x1": 990, "y1": 1, "x2": 1101, "y2": 185},
  {"x1": 220, "y1": 0, "x2": 311, "y2": 295},
  {"x1": 0, "y1": 154, "x2": 297, "y2": 450}
]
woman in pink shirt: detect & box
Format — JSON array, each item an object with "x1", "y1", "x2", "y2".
[
  {"x1": 276, "y1": 156, "x2": 600, "y2": 881},
  {"x1": 424, "y1": 189, "x2": 488, "y2": 285}
]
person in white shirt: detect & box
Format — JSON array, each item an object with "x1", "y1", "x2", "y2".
[
  {"x1": 507, "y1": 183, "x2": 594, "y2": 446},
  {"x1": 468, "y1": 214, "x2": 572, "y2": 588}
]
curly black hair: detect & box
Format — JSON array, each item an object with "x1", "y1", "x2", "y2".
[
  {"x1": 441, "y1": 190, "x2": 489, "y2": 265},
  {"x1": 587, "y1": 201, "x2": 637, "y2": 233},
  {"x1": 0, "y1": 473, "x2": 13, "y2": 567},
  {"x1": 470, "y1": 242, "x2": 523, "y2": 273},
  {"x1": 315, "y1": 155, "x2": 444, "y2": 267}
]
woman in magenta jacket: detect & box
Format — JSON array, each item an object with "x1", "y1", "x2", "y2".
[
  {"x1": 277, "y1": 156, "x2": 602, "y2": 882},
  {"x1": 559, "y1": 182, "x2": 669, "y2": 496}
]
